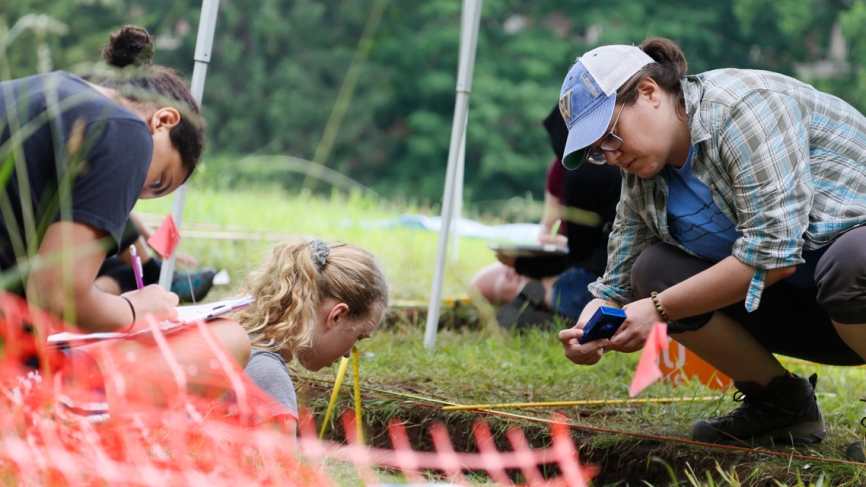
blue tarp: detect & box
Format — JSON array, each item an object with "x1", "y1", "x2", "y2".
[{"x1": 346, "y1": 214, "x2": 540, "y2": 243}]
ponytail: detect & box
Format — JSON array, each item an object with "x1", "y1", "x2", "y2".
[
  {"x1": 231, "y1": 239, "x2": 322, "y2": 353},
  {"x1": 616, "y1": 37, "x2": 688, "y2": 117}
]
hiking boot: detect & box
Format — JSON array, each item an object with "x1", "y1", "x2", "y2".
[
  {"x1": 495, "y1": 280, "x2": 556, "y2": 331},
  {"x1": 171, "y1": 268, "x2": 216, "y2": 303},
  {"x1": 845, "y1": 405, "x2": 866, "y2": 462},
  {"x1": 846, "y1": 440, "x2": 866, "y2": 462},
  {"x1": 689, "y1": 373, "x2": 825, "y2": 446}
]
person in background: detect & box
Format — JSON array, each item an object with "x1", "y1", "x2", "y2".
[
  {"x1": 469, "y1": 156, "x2": 567, "y2": 308},
  {"x1": 229, "y1": 238, "x2": 389, "y2": 433},
  {"x1": 470, "y1": 106, "x2": 621, "y2": 330},
  {"x1": 95, "y1": 211, "x2": 216, "y2": 303},
  {"x1": 555, "y1": 38, "x2": 866, "y2": 458}
]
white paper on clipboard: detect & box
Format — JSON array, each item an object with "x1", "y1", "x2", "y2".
[
  {"x1": 47, "y1": 294, "x2": 254, "y2": 344},
  {"x1": 173, "y1": 294, "x2": 254, "y2": 323}
]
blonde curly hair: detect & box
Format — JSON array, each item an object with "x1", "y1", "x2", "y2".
[{"x1": 230, "y1": 238, "x2": 389, "y2": 354}]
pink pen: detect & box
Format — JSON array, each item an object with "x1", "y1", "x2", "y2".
[{"x1": 130, "y1": 245, "x2": 145, "y2": 290}]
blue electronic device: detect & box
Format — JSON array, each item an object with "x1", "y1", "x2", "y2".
[{"x1": 578, "y1": 306, "x2": 627, "y2": 344}]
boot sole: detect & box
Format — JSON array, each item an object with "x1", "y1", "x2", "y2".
[{"x1": 690, "y1": 418, "x2": 826, "y2": 447}]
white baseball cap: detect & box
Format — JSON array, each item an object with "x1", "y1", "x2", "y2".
[{"x1": 558, "y1": 45, "x2": 656, "y2": 168}]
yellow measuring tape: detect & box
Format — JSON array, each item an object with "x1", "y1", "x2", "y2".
[
  {"x1": 352, "y1": 345, "x2": 363, "y2": 443},
  {"x1": 442, "y1": 396, "x2": 721, "y2": 411},
  {"x1": 319, "y1": 346, "x2": 364, "y2": 442}
]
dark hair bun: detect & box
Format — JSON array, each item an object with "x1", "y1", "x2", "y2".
[
  {"x1": 640, "y1": 37, "x2": 687, "y2": 79},
  {"x1": 102, "y1": 25, "x2": 155, "y2": 68}
]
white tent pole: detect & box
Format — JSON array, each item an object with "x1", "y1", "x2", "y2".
[
  {"x1": 424, "y1": 0, "x2": 482, "y2": 349},
  {"x1": 450, "y1": 110, "x2": 468, "y2": 262},
  {"x1": 158, "y1": 0, "x2": 220, "y2": 290}
]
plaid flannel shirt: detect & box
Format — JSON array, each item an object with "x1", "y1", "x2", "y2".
[{"x1": 589, "y1": 68, "x2": 866, "y2": 311}]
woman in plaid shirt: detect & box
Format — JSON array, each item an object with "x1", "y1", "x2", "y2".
[{"x1": 555, "y1": 37, "x2": 866, "y2": 458}]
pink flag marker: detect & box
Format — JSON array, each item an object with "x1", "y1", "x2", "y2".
[
  {"x1": 628, "y1": 322, "x2": 669, "y2": 397},
  {"x1": 147, "y1": 214, "x2": 181, "y2": 259}
]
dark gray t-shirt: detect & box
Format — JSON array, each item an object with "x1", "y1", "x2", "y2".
[
  {"x1": 244, "y1": 349, "x2": 299, "y2": 420},
  {"x1": 0, "y1": 71, "x2": 152, "y2": 289}
]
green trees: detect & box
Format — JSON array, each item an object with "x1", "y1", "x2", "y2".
[{"x1": 2, "y1": 0, "x2": 864, "y2": 203}]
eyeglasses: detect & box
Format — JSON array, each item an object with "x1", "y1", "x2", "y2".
[{"x1": 564, "y1": 104, "x2": 625, "y2": 169}]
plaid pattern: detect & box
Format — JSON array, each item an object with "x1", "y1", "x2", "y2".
[{"x1": 590, "y1": 69, "x2": 866, "y2": 311}]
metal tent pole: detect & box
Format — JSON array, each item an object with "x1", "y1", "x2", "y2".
[
  {"x1": 450, "y1": 111, "x2": 468, "y2": 263},
  {"x1": 424, "y1": 0, "x2": 482, "y2": 349},
  {"x1": 158, "y1": 0, "x2": 220, "y2": 290}
]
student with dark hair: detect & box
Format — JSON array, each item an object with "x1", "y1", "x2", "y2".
[
  {"x1": 0, "y1": 25, "x2": 208, "y2": 333},
  {"x1": 555, "y1": 38, "x2": 866, "y2": 458}
]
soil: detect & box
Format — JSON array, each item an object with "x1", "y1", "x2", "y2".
[
  {"x1": 300, "y1": 386, "x2": 821, "y2": 486},
  {"x1": 299, "y1": 308, "x2": 842, "y2": 485}
]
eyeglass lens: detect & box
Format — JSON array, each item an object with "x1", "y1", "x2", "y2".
[
  {"x1": 585, "y1": 148, "x2": 607, "y2": 165},
  {"x1": 584, "y1": 133, "x2": 622, "y2": 165}
]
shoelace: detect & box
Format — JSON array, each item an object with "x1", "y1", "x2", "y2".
[
  {"x1": 717, "y1": 391, "x2": 765, "y2": 424},
  {"x1": 723, "y1": 388, "x2": 816, "y2": 427}
]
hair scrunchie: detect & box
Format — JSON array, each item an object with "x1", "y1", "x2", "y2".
[{"x1": 309, "y1": 239, "x2": 330, "y2": 272}]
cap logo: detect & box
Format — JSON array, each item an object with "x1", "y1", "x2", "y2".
[
  {"x1": 559, "y1": 90, "x2": 572, "y2": 121},
  {"x1": 581, "y1": 75, "x2": 599, "y2": 99}
]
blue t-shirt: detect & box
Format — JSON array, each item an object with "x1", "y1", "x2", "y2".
[
  {"x1": 667, "y1": 147, "x2": 823, "y2": 288},
  {"x1": 667, "y1": 147, "x2": 741, "y2": 262}
]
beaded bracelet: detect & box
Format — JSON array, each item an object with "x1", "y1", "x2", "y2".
[
  {"x1": 650, "y1": 291, "x2": 672, "y2": 325},
  {"x1": 120, "y1": 296, "x2": 136, "y2": 333}
]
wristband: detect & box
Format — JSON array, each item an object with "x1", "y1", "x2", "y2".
[
  {"x1": 650, "y1": 292, "x2": 672, "y2": 325},
  {"x1": 120, "y1": 296, "x2": 136, "y2": 333}
]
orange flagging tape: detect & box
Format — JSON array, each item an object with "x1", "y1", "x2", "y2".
[{"x1": 1, "y1": 290, "x2": 599, "y2": 486}]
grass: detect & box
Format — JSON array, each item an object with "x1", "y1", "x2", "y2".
[
  {"x1": 133, "y1": 185, "x2": 499, "y2": 302},
  {"x1": 135, "y1": 184, "x2": 866, "y2": 485}
]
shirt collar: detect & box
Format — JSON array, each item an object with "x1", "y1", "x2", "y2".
[{"x1": 682, "y1": 75, "x2": 712, "y2": 145}]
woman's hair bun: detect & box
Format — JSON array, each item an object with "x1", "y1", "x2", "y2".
[
  {"x1": 102, "y1": 25, "x2": 155, "y2": 68},
  {"x1": 640, "y1": 37, "x2": 687, "y2": 79}
]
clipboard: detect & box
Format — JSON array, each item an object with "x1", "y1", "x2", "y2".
[
  {"x1": 47, "y1": 294, "x2": 254, "y2": 344},
  {"x1": 488, "y1": 243, "x2": 569, "y2": 258},
  {"x1": 173, "y1": 294, "x2": 254, "y2": 323}
]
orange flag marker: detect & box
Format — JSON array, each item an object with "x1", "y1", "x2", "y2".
[
  {"x1": 147, "y1": 214, "x2": 181, "y2": 258},
  {"x1": 659, "y1": 339, "x2": 732, "y2": 390},
  {"x1": 628, "y1": 322, "x2": 669, "y2": 397}
]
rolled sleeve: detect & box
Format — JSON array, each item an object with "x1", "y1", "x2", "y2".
[
  {"x1": 719, "y1": 90, "x2": 812, "y2": 310},
  {"x1": 589, "y1": 194, "x2": 659, "y2": 305}
]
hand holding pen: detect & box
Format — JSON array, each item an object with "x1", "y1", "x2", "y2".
[
  {"x1": 130, "y1": 245, "x2": 145, "y2": 290},
  {"x1": 538, "y1": 219, "x2": 567, "y2": 246},
  {"x1": 120, "y1": 245, "x2": 180, "y2": 328}
]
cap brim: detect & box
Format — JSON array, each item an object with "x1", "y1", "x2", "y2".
[{"x1": 561, "y1": 95, "x2": 616, "y2": 169}]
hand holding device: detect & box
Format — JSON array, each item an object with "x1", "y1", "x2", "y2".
[{"x1": 578, "y1": 306, "x2": 627, "y2": 344}]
